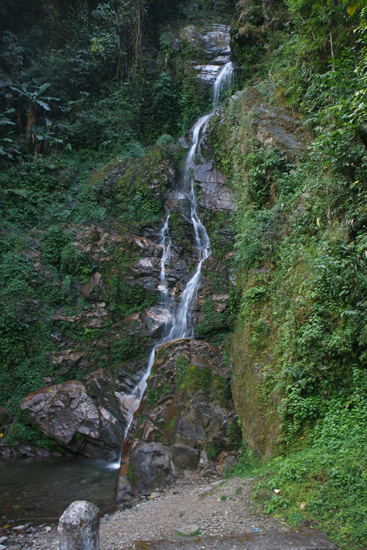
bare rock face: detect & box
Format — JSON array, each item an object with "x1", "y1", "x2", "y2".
[
  {"x1": 20, "y1": 373, "x2": 140, "y2": 460},
  {"x1": 58, "y1": 500, "x2": 100, "y2": 550},
  {"x1": 238, "y1": 87, "x2": 304, "y2": 159},
  {"x1": 179, "y1": 24, "x2": 232, "y2": 84},
  {"x1": 116, "y1": 339, "x2": 241, "y2": 506},
  {"x1": 180, "y1": 24, "x2": 231, "y2": 57},
  {"x1": 194, "y1": 162, "x2": 235, "y2": 211}
]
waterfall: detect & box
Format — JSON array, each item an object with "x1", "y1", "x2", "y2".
[
  {"x1": 213, "y1": 62, "x2": 234, "y2": 109},
  {"x1": 164, "y1": 114, "x2": 212, "y2": 341},
  {"x1": 109, "y1": 61, "x2": 234, "y2": 468}
]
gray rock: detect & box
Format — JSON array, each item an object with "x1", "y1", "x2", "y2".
[
  {"x1": 6, "y1": 546, "x2": 22, "y2": 550},
  {"x1": 180, "y1": 24, "x2": 231, "y2": 84},
  {"x1": 115, "y1": 339, "x2": 241, "y2": 502},
  {"x1": 172, "y1": 444, "x2": 200, "y2": 470},
  {"x1": 129, "y1": 442, "x2": 176, "y2": 494},
  {"x1": 58, "y1": 500, "x2": 100, "y2": 550},
  {"x1": 175, "y1": 524, "x2": 200, "y2": 536},
  {"x1": 20, "y1": 364, "x2": 146, "y2": 460},
  {"x1": 180, "y1": 24, "x2": 230, "y2": 57},
  {"x1": 115, "y1": 475, "x2": 135, "y2": 509},
  {"x1": 21, "y1": 380, "x2": 122, "y2": 460},
  {"x1": 0, "y1": 537, "x2": 8, "y2": 544},
  {"x1": 178, "y1": 137, "x2": 190, "y2": 149},
  {"x1": 144, "y1": 306, "x2": 172, "y2": 338},
  {"x1": 193, "y1": 163, "x2": 235, "y2": 211},
  {"x1": 252, "y1": 104, "x2": 303, "y2": 155}
]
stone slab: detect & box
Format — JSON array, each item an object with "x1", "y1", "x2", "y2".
[{"x1": 130, "y1": 528, "x2": 337, "y2": 550}]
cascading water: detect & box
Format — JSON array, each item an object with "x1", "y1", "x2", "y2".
[
  {"x1": 109, "y1": 60, "x2": 234, "y2": 469},
  {"x1": 213, "y1": 62, "x2": 234, "y2": 109}
]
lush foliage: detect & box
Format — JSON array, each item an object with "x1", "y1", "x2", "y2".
[
  {"x1": 0, "y1": 0, "x2": 236, "y2": 432},
  {"x1": 232, "y1": 369, "x2": 367, "y2": 548}
]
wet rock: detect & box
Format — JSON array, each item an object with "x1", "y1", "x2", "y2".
[
  {"x1": 144, "y1": 307, "x2": 172, "y2": 338},
  {"x1": 199, "y1": 181, "x2": 235, "y2": 211},
  {"x1": 193, "y1": 162, "x2": 235, "y2": 212},
  {"x1": 180, "y1": 24, "x2": 231, "y2": 57},
  {"x1": 58, "y1": 500, "x2": 100, "y2": 550},
  {"x1": 178, "y1": 137, "x2": 190, "y2": 149},
  {"x1": 180, "y1": 24, "x2": 231, "y2": 83}
]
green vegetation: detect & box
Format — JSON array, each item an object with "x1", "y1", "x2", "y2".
[
  {"x1": 215, "y1": 1, "x2": 367, "y2": 548},
  {"x1": 232, "y1": 371, "x2": 367, "y2": 547},
  {"x1": 1, "y1": 0, "x2": 367, "y2": 546}
]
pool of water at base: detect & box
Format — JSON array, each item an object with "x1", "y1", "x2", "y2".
[{"x1": 0, "y1": 457, "x2": 118, "y2": 527}]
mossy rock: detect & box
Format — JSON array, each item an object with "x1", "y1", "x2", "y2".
[{"x1": 180, "y1": 365, "x2": 213, "y2": 396}]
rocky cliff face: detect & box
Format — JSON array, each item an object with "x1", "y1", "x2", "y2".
[
  {"x1": 116, "y1": 338, "x2": 241, "y2": 507},
  {"x1": 15, "y1": 120, "x2": 236, "y2": 461}
]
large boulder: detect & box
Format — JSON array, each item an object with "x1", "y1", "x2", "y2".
[
  {"x1": 128, "y1": 442, "x2": 176, "y2": 494},
  {"x1": 20, "y1": 373, "x2": 140, "y2": 460}
]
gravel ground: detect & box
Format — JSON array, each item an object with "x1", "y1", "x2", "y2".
[{"x1": 3, "y1": 472, "x2": 286, "y2": 550}]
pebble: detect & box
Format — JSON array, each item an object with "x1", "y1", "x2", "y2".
[
  {"x1": 148, "y1": 492, "x2": 161, "y2": 500},
  {"x1": 0, "y1": 538, "x2": 8, "y2": 544},
  {"x1": 0, "y1": 545, "x2": 6, "y2": 550}
]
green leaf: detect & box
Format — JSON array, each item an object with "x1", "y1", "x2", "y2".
[
  {"x1": 36, "y1": 100, "x2": 51, "y2": 110},
  {"x1": 36, "y1": 83, "x2": 51, "y2": 96}
]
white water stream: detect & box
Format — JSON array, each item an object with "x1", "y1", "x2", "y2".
[{"x1": 109, "y1": 60, "x2": 234, "y2": 469}]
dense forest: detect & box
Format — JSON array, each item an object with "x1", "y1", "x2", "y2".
[{"x1": 1, "y1": 0, "x2": 367, "y2": 548}]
